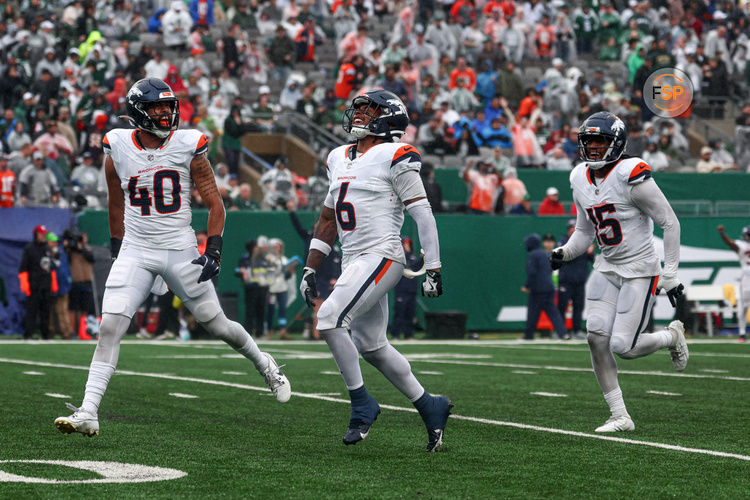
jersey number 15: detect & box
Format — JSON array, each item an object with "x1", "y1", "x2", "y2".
[
  {"x1": 585, "y1": 203, "x2": 623, "y2": 246},
  {"x1": 128, "y1": 170, "x2": 181, "y2": 216}
]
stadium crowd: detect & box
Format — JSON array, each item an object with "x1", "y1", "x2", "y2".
[{"x1": 0, "y1": 0, "x2": 749, "y2": 215}]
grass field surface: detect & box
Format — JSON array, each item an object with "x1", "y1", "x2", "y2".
[{"x1": 1, "y1": 338, "x2": 748, "y2": 498}]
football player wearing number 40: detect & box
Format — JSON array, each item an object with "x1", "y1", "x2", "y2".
[
  {"x1": 550, "y1": 111, "x2": 688, "y2": 433},
  {"x1": 299, "y1": 90, "x2": 452, "y2": 452},
  {"x1": 54, "y1": 78, "x2": 290, "y2": 438}
]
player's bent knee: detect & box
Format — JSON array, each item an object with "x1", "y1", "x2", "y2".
[
  {"x1": 609, "y1": 335, "x2": 635, "y2": 358},
  {"x1": 317, "y1": 299, "x2": 342, "y2": 331},
  {"x1": 192, "y1": 300, "x2": 220, "y2": 323},
  {"x1": 98, "y1": 313, "x2": 130, "y2": 342},
  {"x1": 586, "y1": 313, "x2": 609, "y2": 335},
  {"x1": 587, "y1": 331, "x2": 609, "y2": 350}
]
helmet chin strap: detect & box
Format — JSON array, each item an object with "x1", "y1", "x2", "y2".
[{"x1": 350, "y1": 126, "x2": 370, "y2": 139}]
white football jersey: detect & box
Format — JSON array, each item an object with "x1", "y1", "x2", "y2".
[
  {"x1": 324, "y1": 142, "x2": 422, "y2": 266},
  {"x1": 570, "y1": 156, "x2": 662, "y2": 278},
  {"x1": 103, "y1": 128, "x2": 209, "y2": 250},
  {"x1": 734, "y1": 240, "x2": 750, "y2": 274}
]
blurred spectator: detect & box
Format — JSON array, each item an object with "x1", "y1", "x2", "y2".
[
  {"x1": 265, "y1": 238, "x2": 292, "y2": 340},
  {"x1": 189, "y1": 0, "x2": 215, "y2": 27},
  {"x1": 145, "y1": 51, "x2": 169, "y2": 80},
  {"x1": 148, "y1": 7, "x2": 167, "y2": 33},
  {"x1": 709, "y1": 141, "x2": 738, "y2": 172},
  {"x1": 478, "y1": 115, "x2": 512, "y2": 149},
  {"x1": 0, "y1": 153, "x2": 15, "y2": 207},
  {"x1": 8, "y1": 142, "x2": 34, "y2": 177},
  {"x1": 296, "y1": 82, "x2": 320, "y2": 119},
  {"x1": 223, "y1": 105, "x2": 259, "y2": 174},
  {"x1": 420, "y1": 162, "x2": 442, "y2": 213},
  {"x1": 162, "y1": 1, "x2": 193, "y2": 52},
  {"x1": 450, "y1": 78, "x2": 479, "y2": 113},
  {"x1": 295, "y1": 17, "x2": 325, "y2": 63},
  {"x1": 522, "y1": 233, "x2": 568, "y2": 340},
  {"x1": 391, "y1": 237, "x2": 422, "y2": 340},
  {"x1": 379, "y1": 64, "x2": 408, "y2": 102},
  {"x1": 17, "y1": 151, "x2": 60, "y2": 207},
  {"x1": 642, "y1": 142, "x2": 669, "y2": 172},
  {"x1": 511, "y1": 116, "x2": 544, "y2": 169},
  {"x1": 18, "y1": 225, "x2": 56, "y2": 339},
  {"x1": 495, "y1": 61, "x2": 524, "y2": 108},
  {"x1": 221, "y1": 24, "x2": 242, "y2": 77},
  {"x1": 267, "y1": 24, "x2": 297, "y2": 82},
  {"x1": 556, "y1": 220, "x2": 593, "y2": 339},
  {"x1": 462, "y1": 158, "x2": 501, "y2": 214},
  {"x1": 7, "y1": 122, "x2": 31, "y2": 153},
  {"x1": 231, "y1": 182, "x2": 261, "y2": 211},
  {"x1": 408, "y1": 25, "x2": 439, "y2": 78},
  {"x1": 545, "y1": 145, "x2": 573, "y2": 171},
  {"x1": 47, "y1": 232, "x2": 73, "y2": 340},
  {"x1": 425, "y1": 11, "x2": 457, "y2": 60},
  {"x1": 449, "y1": 57, "x2": 477, "y2": 91},
  {"x1": 510, "y1": 193, "x2": 534, "y2": 215},
  {"x1": 538, "y1": 186, "x2": 565, "y2": 215},
  {"x1": 260, "y1": 156, "x2": 295, "y2": 210},
  {"x1": 574, "y1": 4, "x2": 598, "y2": 54},
  {"x1": 252, "y1": 86, "x2": 276, "y2": 131},
  {"x1": 534, "y1": 13, "x2": 555, "y2": 60},
  {"x1": 338, "y1": 23, "x2": 375, "y2": 61},
  {"x1": 70, "y1": 152, "x2": 99, "y2": 191},
  {"x1": 696, "y1": 146, "x2": 722, "y2": 173},
  {"x1": 279, "y1": 77, "x2": 303, "y2": 109}
]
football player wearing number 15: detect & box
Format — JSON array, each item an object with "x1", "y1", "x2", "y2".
[
  {"x1": 54, "y1": 78, "x2": 290, "y2": 437},
  {"x1": 299, "y1": 90, "x2": 452, "y2": 452},
  {"x1": 550, "y1": 112, "x2": 688, "y2": 433}
]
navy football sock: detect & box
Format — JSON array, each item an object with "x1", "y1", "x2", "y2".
[{"x1": 349, "y1": 386, "x2": 379, "y2": 423}]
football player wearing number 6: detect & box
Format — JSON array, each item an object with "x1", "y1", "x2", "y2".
[
  {"x1": 549, "y1": 111, "x2": 688, "y2": 433},
  {"x1": 299, "y1": 90, "x2": 452, "y2": 452},
  {"x1": 54, "y1": 78, "x2": 290, "y2": 437}
]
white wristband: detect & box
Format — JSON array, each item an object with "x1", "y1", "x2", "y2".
[{"x1": 309, "y1": 238, "x2": 331, "y2": 256}]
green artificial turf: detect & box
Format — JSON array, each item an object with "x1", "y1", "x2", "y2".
[{"x1": 1, "y1": 338, "x2": 748, "y2": 498}]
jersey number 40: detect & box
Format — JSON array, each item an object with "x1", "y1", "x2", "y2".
[{"x1": 128, "y1": 170, "x2": 181, "y2": 216}]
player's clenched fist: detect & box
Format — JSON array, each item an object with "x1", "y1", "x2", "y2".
[
  {"x1": 300, "y1": 267, "x2": 318, "y2": 307},
  {"x1": 421, "y1": 270, "x2": 442, "y2": 297}
]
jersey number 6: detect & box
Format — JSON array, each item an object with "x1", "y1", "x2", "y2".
[
  {"x1": 585, "y1": 203, "x2": 623, "y2": 246},
  {"x1": 335, "y1": 181, "x2": 356, "y2": 231},
  {"x1": 128, "y1": 170, "x2": 181, "y2": 216}
]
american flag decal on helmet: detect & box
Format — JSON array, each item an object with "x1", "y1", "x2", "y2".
[{"x1": 159, "y1": 92, "x2": 174, "y2": 98}]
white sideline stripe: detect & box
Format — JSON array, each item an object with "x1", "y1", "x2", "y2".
[
  {"x1": 412, "y1": 359, "x2": 750, "y2": 382},
  {"x1": 1, "y1": 357, "x2": 748, "y2": 462},
  {"x1": 169, "y1": 393, "x2": 199, "y2": 399},
  {"x1": 45, "y1": 393, "x2": 71, "y2": 399},
  {"x1": 531, "y1": 392, "x2": 567, "y2": 398},
  {"x1": 647, "y1": 391, "x2": 682, "y2": 396}
]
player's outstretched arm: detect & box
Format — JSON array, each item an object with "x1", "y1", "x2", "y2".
[
  {"x1": 190, "y1": 153, "x2": 225, "y2": 283},
  {"x1": 300, "y1": 206, "x2": 337, "y2": 307},
  {"x1": 631, "y1": 179, "x2": 684, "y2": 305},
  {"x1": 717, "y1": 225, "x2": 739, "y2": 252},
  {"x1": 105, "y1": 155, "x2": 124, "y2": 259}
]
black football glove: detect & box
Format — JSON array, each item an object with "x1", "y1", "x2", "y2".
[
  {"x1": 300, "y1": 266, "x2": 318, "y2": 307},
  {"x1": 192, "y1": 235, "x2": 222, "y2": 283},
  {"x1": 657, "y1": 275, "x2": 684, "y2": 307},
  {"x1": 110, "y1": 237, "x2": 122, "y2": 261},
  {"x1": 421, "y1": 270, "x2": 442, "y2": 297},
  {"x1": 549, "y1": 247, "x2": 565, "y2": 270}
]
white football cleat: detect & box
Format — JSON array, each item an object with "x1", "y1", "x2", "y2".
[
  {"x1": 595, "y1": 414, "x2": 635, "y2": 433},
  {"x1": 667, "y1": 320, "x2": 689, "y2": 372},
  {"x1": 54, "y1": 403, "x2": 99, "y2": 437},
  {"x1": 261, "y1": 353, "x2": 291, "y2": 403}
]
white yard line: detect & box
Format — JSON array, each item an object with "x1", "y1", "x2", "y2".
[{"x1": 1, "y1": 356, "x2": 748, "y2": 462}]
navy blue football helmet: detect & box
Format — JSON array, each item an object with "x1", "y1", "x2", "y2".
[
  {"x1": 126, "y1": 78, "x2": 179, "y2": 138},
  {"x1": 578, "y1": 111, "x2": 627, "y2": 169},
  {"x1": 342, "y1": 90, "x2": 409, "y2": 141}
]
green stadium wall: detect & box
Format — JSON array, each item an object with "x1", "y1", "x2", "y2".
[
  {"x1": 434, "y1": 169, "x2": 750, "y2": 205},
  {"x1": 78, "y1": 211, "x2": 747, "y2": 332}
]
